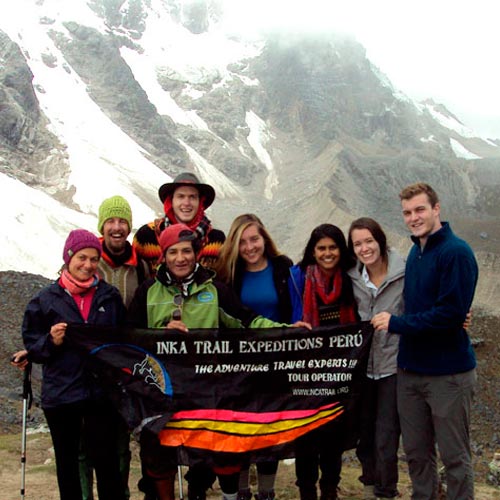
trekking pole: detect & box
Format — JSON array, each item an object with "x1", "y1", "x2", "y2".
[
  {"x1": 20, "y1": 360, "x2": 33, "y2": 499},
  {"x1": 178, "y1": 465, "x2": 184, "y2": 500}
]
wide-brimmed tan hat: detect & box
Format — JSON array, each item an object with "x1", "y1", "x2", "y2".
[{"x1": 158, "y1": 172, "x2": 215, "y2": 208}]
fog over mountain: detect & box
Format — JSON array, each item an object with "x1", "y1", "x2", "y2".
[{"x1": 1, "y1": 0, "x2": 499, "y2": 312}]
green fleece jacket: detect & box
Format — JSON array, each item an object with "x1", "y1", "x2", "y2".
[{"x1": 127, "y1": 264, "x2": 287, "y2": 330}]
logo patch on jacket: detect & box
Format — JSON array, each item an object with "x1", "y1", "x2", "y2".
[{"x1": 197, "y1": 291, "x2": 214, "y2": 303}]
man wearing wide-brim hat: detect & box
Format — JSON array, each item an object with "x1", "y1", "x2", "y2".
[{"x1": 133, "y1": 172, "x2": 225, "y2": 277}]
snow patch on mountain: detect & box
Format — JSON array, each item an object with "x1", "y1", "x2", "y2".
[
  {"x1": 450, "y1": 138, "x2": 482, "y2": 160},
  {"x1": 246, "y1": 111, "x2": 277, "y2": 200},
  {"x1": 120, "y1": 47, "x2": 209, "y2": 130},
  {"x1": 128, "y1": 0, "x2": 262, "y2": 90},
  {"x1": 0, "y1": 172, "x2": 96, "y2": 278},
  {"x1": 1, "y1": 0, "x2": 167, "y2": 231},
  {"x1": 424, "y1": 102, "x2": 476, "y2": 138}
]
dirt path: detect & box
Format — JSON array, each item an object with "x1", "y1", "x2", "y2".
[{"x1": 1, "y1": 429, "x2": 499, "y2": 499}]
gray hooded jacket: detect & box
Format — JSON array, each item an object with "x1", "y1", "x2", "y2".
[{"x1": 347, "y1": 248, "x2": 405, "y2": 377}]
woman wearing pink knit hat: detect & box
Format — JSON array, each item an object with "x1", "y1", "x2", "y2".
[{"x1": 21, "y1": 229, "x2": 127, "y2": 500}]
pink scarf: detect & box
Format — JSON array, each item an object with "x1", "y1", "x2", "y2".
[{"x1": 59, "y1": 270, "x2": 99, "y2": 320}]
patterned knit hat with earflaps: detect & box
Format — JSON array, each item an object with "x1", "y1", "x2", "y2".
[
  {"x1": 63, "y1": 229, "x2": 102, "y2": 266},
  {"x1": 97, "y1": 195, "x2": 132, "y2": 234}
]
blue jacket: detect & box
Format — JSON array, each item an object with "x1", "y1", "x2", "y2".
[
  {"x1": 288, "y1": 264, "x2": 306, "y2": 323},
  {"x1": 22, "y1": 280, "x2": 126, "y2": 408},
  {"x1": 389, "y1": 222, "x2": 478, "y2": 375}
]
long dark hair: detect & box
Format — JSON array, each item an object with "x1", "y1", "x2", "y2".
[
  {"x1": 347, "y1": 217, "x2": 388, "y2": 265},
  {"x1": 298, "y1": 224, "x2": 354, "y2": 271}
]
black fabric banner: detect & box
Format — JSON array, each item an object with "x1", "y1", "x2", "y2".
[{"x1": 67, "y1": 322, "x2": 372, "y2": 462}]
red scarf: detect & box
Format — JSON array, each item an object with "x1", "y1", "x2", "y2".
[
  {"x1": 162, "y1": 197, "x2": 212, "y2": 250},
  {"x1": 59, "y1": 269, "x2": 99, "y2": 321},
  {"x1": 302, "y1": 265, "x2": 356, "y2": 327},
  {"x1": 163, "y1": 197, "x2": 207, "y2": 232}
]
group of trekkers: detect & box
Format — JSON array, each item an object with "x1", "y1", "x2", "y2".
[{"x1": 11, "y1": 172, "x2": 479, "y2": 500}]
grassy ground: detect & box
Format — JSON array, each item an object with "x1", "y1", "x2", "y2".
[{"x1": 1, "y1": 429, "x2": 499, "y2": 499}]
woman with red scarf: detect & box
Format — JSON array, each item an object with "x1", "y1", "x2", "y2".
[
  {"x1": 21, "y1": 229, "x2": 127, "y2": 500},
  {"x1": 288, "y1": 224, "x2": 358, "y2": 500}
]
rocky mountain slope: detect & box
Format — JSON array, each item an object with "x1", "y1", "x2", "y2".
[{"x1": 0, "y1": 0, "x2": 499, "y2": 312}]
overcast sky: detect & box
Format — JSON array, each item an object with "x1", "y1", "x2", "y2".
[{"x1": 221, "y1": 0, "x2": 500, "y2": 139}]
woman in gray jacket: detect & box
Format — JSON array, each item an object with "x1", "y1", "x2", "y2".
[{"x1": 347, "y1": 218, "x2": 405, "y2": 500}]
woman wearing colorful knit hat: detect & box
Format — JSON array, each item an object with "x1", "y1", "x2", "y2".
[{"x1": 21, "y1": 229, "x2": 127, "y2": 500}]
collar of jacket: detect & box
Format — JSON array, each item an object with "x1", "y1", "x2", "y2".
[
  {"x1": 155, "y1": 262, "x2": 215, "y2": 288},
  {"x1": 410, "y1": 221, "x2": 450, "y2": 252}
]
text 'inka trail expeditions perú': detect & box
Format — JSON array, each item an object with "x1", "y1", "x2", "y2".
[{"x1": 154, "y1": 331, "x2": 364, "y2": 355}]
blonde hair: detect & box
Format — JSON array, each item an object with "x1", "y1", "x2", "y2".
[{"x1": 216, "y1": 214, "x2": 281, "y2": 285}]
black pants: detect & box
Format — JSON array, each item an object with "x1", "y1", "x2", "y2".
[
  {"x1": 295, "y1": 424, "x2": 343, "y2": 494},
  {"x1": 185, "y1": 463, "x2": 217, "y2": 493},
  {"x1": 44, "y1": 399, "x2": 126, "y2": 500},
  {"x1": 187, "y1": 462, "x2": 239, "y2": 495},
  {"x1": 356, "y1": 375, "x2": 400, "y2": 498}
]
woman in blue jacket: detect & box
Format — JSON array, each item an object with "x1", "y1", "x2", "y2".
[
  {"x1": 217, "y1": 213, "x2": 294, "y2": 500},
  {"x1": 22, "y1": 229, "x2": 127, "y2": 500},
  {"x1": 288, "y1": 224, "x2": 357, "y2": 500}
]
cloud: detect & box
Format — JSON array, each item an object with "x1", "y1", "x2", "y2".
[{"x1": 219, "y1": 0, "x2": 500, "y2": 138}]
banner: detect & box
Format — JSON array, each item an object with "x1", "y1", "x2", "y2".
[{"x1": 68, "y1": 322, "x2": 372, "y2": 463}]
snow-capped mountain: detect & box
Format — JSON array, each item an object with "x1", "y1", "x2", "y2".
[{"x1": 1, "y1": 0, "x2": 499, "y2": 312}]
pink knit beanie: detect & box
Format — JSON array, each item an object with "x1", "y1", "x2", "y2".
[{"x1": 63, "y1": 229, "x2": 102, "y2": 266}]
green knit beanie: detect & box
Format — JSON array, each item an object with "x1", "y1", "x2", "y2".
[{"x1": 97, "y1": 195, "x2": 132, "y2": 234}]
